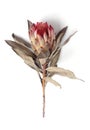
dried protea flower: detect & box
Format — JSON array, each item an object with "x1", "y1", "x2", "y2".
[
  {"x1": 5, "y1": 20, "x2": 83, "y2": 117},
  {"x1": 29, "y1": 22, "x2": 55, "y2": 57}
]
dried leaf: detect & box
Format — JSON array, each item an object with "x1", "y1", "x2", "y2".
[
  {"x1": 49, "y1": 31, "x2": 77, "y2": 67},
  {"x1": 12, "y1": 33, "x2": 31, "y2": 48},
  {"x1": 5, "y1": 40, "x2": 40, "y2": 71},
  {"x1": 5, "y1": 40, "x2": 35, "y2": 58},
  {"x1": 44, "y1": 77, "x2": 61, "y2": 88},
  {"x1": 13, "y1": 48, "x2": 40, "y2": 71},
  {"x1": 56, "y1": 26, "x2": 68, "y2": 45},
  {"x1": 37, "y1": 50, "x2": 50, "y2": 58},
  {"x1": 50, "y1": 27, "x2": 67, "y2": 60},
  {"x1": 46, "y1": 67, "x2": 77, "y2": 79},
  {"x1": 27, "y1": 20, "x2": 33, "y2": 31},
  {"x1": 61, "y1": 31, "x2": 77, "y2": 48},
  {"x1": 24, "y1": 57, "x2": 39, "y2": 71},
  {"x1": 50, "y1": 48, "x2": 61, "y2": 67}
]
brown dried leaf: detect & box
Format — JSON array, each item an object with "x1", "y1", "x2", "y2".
[
  {"x1": 5, "y1": 40, "x2": 40, "y2": 71},
  {"x1": 46, "y1": 67, "x2": 77, "y2": 79},
  {"x1": 24, "y1": 57, "x2": 39, "y2": 71},
  {"x1": 61, "y1": 31, "x2": 77, "y2": 48},
  {"x1": 44, "y1": 77, "x2": 61, "y2": 88},
  {"x1": 13, "y1": 48, "x2": 40, "y2": 71},
  {"x1": 56, "y1": 26, "x2": 68, "y2": 45},
  {"x1": 50, "y1": 48, "x2": 61, "y2": 67},
  {"x1": 50, "y1": 27, "x2": 68, "y2": 60},
  {"x1": 5, "y1": 40, "x2": 35, "y2": 58},
  {"x1": 49, "y1": 31, "x2": 77, "y2": 72},
  {"x1": 27, "y1": 20, "x2": 33, "y2": 31},
  {"x1": 12, "y1": 33, "x2": 31, "y2": 48}
]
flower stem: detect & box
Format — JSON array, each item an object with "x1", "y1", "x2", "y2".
[
  {"x1": 42, "y1": 77, "x2": 45, "y2": 117},
  {"x1": 42, "y1": 63, "x2": 47, "y2": 117}
]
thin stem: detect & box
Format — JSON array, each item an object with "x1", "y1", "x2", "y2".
[
  {"x1": 42, "y1": 63, "x2": 47, "y2": 117},
  {"x1": 42, "y1": 77, "x2": 45, "y2": 117}
]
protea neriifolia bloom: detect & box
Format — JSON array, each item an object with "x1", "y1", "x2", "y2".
[
  {"x1": 5, "y1": 20, "x2": 79, "y2": 117},
  {"x1": 29, "y1": 22, "x2": 55, "y2": 58}
]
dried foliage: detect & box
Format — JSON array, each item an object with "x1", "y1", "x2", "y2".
[{"x1": 5, "y1": 20, "x2": 82, "y2": 117}]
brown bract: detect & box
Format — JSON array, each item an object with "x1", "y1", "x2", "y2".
[{"x1": 5, "y1": 20, "x2": 81, "y2": 117}]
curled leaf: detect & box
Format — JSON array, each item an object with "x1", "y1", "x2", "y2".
[{"x1": 44, "y1": 77, "x2": 61, "y2": 88}]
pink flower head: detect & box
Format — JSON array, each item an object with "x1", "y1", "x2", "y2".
[{"x1": 29, "y1": 22, "x2": 55, "y2": 56}]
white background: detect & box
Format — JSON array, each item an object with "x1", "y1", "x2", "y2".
[{"x1": 0, "y1": 0, "x2": 90, "y2": 130}]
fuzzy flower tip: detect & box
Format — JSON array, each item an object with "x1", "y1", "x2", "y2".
[{"x1": 29, "y1": 22, "x2": 55, "y2": 56}]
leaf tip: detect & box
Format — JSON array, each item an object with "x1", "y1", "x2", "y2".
[
  {"x1": 27, "y1": 20, "x2": 33, "y2": 30},
  {"x1": 76, "y1": 77, "x2": 85, "y2": 82},
  {"x1": 12, "y1": 33, "x2": 15, "y2": 38},
  {"x1": 5, "y1": 40, "x2": 9, "y2": 44},
  {"x1": 64, "y1": 26, "x2": 68, "y2": 30}
]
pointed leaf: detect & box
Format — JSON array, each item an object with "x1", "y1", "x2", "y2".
[
  {"x1": 49, "y1": 31, "x2": 77, "y2": 64},
  {"x1": 24, "y1": 57, "x2": 39, "y2": 71},
  {"x1": 5, "y1": 40, "x2": 35, "y2": 58},
  {"x1": 12, "y1": 33, "x2": 31, "y2": 48},
  {"x1": 50, "y1": 27, "x2": 67, "y2": 58},
  {"x1": 56, "y1": 26, "x2": 68, "y2": 45},
  {"x1": 61, "y1": 31, "x2": 77, "y2": 48},
  {"x1": 5, "y1": 40, "x2": 40, "y2": 71},
  {"x1": 46, "y1": 67, "x2": 77, "y2": 79},
  {"x1": 50, "y1": 27, "x2": 67, "y2": 60},
  {"x1": 50, "y1": 48, "x2": 61, "y2": 67},
  {"x1": 27, "y1": 20, "x2": 33, "y2": 31},
  {"x1": 44, "y1": 77, "x2": 61, "y2": 88}
]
